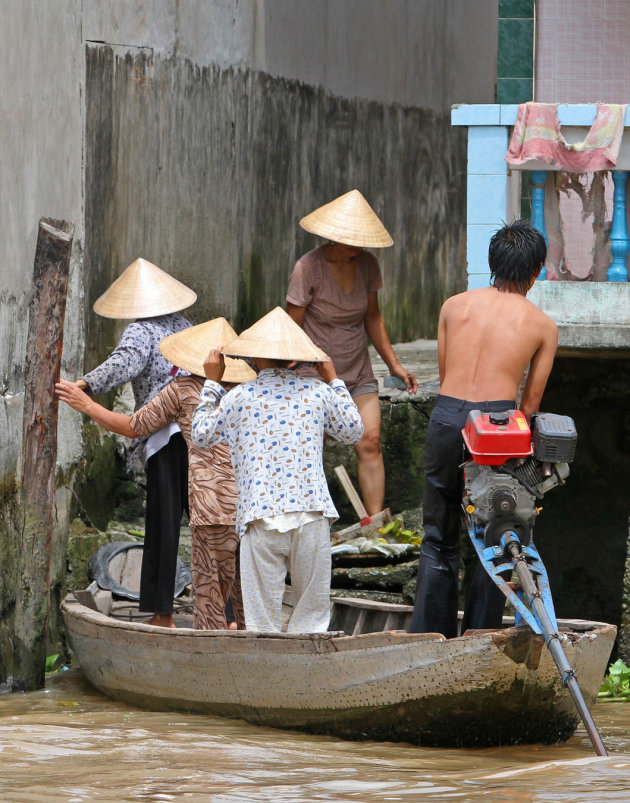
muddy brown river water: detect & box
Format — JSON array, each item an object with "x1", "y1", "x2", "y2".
[{"x1": 1, "y1": 669, "x2": 630, "y2": 802}]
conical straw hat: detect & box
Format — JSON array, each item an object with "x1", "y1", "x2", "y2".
[
  {"x1": 223, "y1": 307, "x2": 329, "y2": 362},
  {"x1": 93, "y1": 258, "x2": 197, "y2": 319},
  {"x1": 299, "y1": 189, "x2": 393, "y2": 248},
  {"x1": 160, "y1": 318, "x2": 257, "y2": 383}
]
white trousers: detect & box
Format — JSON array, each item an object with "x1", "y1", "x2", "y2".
[{"x1": 240, "y1": 517, "x2": 332, "y2": 633}]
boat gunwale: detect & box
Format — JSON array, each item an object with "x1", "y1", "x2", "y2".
[
  {"x1": 61, "y1": 592, "x2": 616, "y2": 649},
  {"x1": 61, "y1": 594, "x2": 452, "y2": 654}
]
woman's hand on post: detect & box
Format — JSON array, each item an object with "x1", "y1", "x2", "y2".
[
  {"x1": 316, "y1": 359, "x2": 337, "y2": 384},
  {"x1": 203, "y1": 347, "x2": 225, "y2": 381},
  {"x1": 390, "y1": 363, "x2": 418, "y2": 394},
  {"x1": 55, "y1": 379, "x2": 92, "y2": 414}
]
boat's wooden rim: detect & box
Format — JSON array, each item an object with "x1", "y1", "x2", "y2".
[
  {"x1": 61, "y1": 592, "x2": 613, "y2": 645},
  {"x1": 62, "y1": 594, "x2": 451, "y2": 649},
  {"x1": 331, "y1": 595, "x2": 612, "y2": 632}
]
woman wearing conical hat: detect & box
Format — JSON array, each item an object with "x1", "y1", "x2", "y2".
[
  {"x1": 74, "y1": 258, "x2": 196, "y2": 628},
  {"x1": 191, "y1": 307, "x2": 364, "y2": 633},
  {"x1": 286, "y1": 190, "x2": 418, "y2": 517},
  {"x1": 57, "y1": 318, "x2": 256, "y2": 630}
]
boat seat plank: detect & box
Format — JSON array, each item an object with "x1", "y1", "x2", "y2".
[{"x1": 352, "y1": 610, "x2": 367, "y2": 636}]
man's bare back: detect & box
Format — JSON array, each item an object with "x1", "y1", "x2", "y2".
[{"x1": 438, "y1": 286, "x2": 557, "y2": 419}]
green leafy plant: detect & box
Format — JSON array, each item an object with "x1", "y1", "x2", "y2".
[
  {"x1": 378, "y1": 517, "x2": 422, "y2": 546},
  {"x1": 45, "y1": 654, "x2": 60, "y2": 674},
  {"x1": 598, "y1": 658, "x2": 630, "y2": 701}
]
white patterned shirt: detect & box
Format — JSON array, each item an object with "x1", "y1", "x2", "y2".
[{"x1": 191, "y1": 367, "x2": 364, "y2": 534}]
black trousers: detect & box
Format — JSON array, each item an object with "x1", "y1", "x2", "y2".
[
  {"x1": 410, "y1": 395, "x2": 515, "y2": 638},
  {"x1": 140, "y1": 432, "x2": 189, "y2": 615}
]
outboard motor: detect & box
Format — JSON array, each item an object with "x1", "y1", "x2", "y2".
[
  {"x1": 462, "y1": 410, "x2": 576, "y2": 547},
  {"x1": 461, "y1": 409, "x2": 607, "y2": 757}
]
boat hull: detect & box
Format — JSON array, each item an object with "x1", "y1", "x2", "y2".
[{"x1": 61, "y1": 595, "x2": 615, "y2": 747}]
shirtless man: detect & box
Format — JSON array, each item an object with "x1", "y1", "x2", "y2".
[{"x1": 410, "y1": 218, "x2": 558, "y2": 639}]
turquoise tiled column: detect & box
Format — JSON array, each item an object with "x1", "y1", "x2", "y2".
[
  {"x1": 497, "y1": 0, "x2": 534, "y2": 104},
  {"x1": 465, "y1": 126, "x2": 509, "y2": 289}
]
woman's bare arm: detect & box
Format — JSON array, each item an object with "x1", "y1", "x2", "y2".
[
  {"x1": 364, "y1": 292, "x2": 417, "y2": 393},
  {"x1": 286, "y1": 303, "x2": 307, "y2": 326},
  {"x1": 55, "y1": 379, "x2": 139, "y2": 438}
]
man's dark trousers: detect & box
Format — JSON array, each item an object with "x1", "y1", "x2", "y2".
[{"x1": 410, "y1": 395, "x2": 515, "y2": 638}]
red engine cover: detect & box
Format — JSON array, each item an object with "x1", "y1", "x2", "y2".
[{"x1": 462, "y1": 409, "x2": 532, "y2": 465}]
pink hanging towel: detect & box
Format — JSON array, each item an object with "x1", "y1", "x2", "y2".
[{"x1": 506, "y1": 103, "x2": 626, "y2": 172}]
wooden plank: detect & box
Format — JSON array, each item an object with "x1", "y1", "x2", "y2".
[
  {"x1": 334, "y1": 465, "x2": 368, "y2": 519},
  {"x1": 383, "y1": 613, "x2": 398, "y2": 631},
  {"x1": 351, "y1": 609, "x2": 367, "y2": 636},
  {"x1": 73, "y1": 590, "x2": 99, "y2": 611},
  {"x1": 332, "y1": 595, "x2": 413, "y2": 613}
]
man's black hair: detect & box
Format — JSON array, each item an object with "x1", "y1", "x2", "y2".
[{"x1": 488, "y1": 218, "x2": 547, "y2": 294}]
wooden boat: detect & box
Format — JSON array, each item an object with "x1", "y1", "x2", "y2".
[{"x1": 61, "y1": 588, "x2": 616, "y2": 748}]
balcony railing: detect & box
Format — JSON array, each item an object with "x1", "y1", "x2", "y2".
[
  {"x1": 452, "y1": 104, "x2": 630, "y2": 288},
  {"x1": 451, "y1": 104, "x2": 630, "y2": 351}
]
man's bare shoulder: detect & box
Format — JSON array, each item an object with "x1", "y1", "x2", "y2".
[
  {"x1": 442, "y1": 287, "x2": 557, "y2": 336},
  {"x1": 522, "y1": 296, "x2": 558, "y2": 331},
  {"x1": 440, "y1": 287, "x2": 488, "y2": 311}
]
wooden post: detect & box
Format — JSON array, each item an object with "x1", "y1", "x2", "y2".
[{"x1": 12, "y1": 218, "x2": 74, "y2": 692}]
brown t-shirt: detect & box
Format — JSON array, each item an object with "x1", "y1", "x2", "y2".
[
  {"x1": 129, "y1": 376, "x2": 236, "y2": 527},
  {"x1": 286, "y1": 246, "x2": 383, "y2": 392}
]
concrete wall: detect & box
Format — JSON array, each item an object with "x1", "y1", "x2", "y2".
[
  {"x1": 83, "y1": 0, "x2": 496, "y2": 110},
  {"x1": 0, "y1": 0, "x2": 497, "y2": 676},
  {"x1": 81, "y1": 0, "x2": 497, "y2": 361},
  {"x1": 0, "y1": 0, "x2": 86, "y2": 679},
  {"x1": 83, "y1": 46, "x2": 467, "y2": 355},
  {"x1": 0, "y1": 0, "x2": 85, "y2": 479}
]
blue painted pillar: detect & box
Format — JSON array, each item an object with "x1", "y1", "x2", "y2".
[
  {"x1": 465, "y1": 125, "x2": 508, "y2": 289},
  {"x1": 607, "y1": 171, "x2": 629, "y2": 282},
  {"x1": 530, "y1": 170, "x2": 548, "y2": 280}
]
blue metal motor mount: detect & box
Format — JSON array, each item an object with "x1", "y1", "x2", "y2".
[{"x1": 466, "y1": 520, "x2": 558, "y2": 637}]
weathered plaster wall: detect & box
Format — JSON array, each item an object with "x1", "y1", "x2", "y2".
[
  {"x1": 83, "y1": 46, "x2": 468, "y2": 352},
  {"x1": 0, "y1": 0, "x2": 85, "y2": 478},
  {"x1": 82, "y1": 0, "x2": 497, "y2": 110},
  {"x1": 81, "y1": 0, "x2": 497, "y2": 361},
  {"x1": 0, "y1": 0, "x2": 87, "y2": 679}
]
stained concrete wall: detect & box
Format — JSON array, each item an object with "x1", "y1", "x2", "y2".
[
  {"x1": 0, "y1": 0, "x2": 87, "y2": 679},
  {"x1": 83, "y1": 47, "x2": 468, "y2": 360},
  {"x1": 1, "y1": 0, "x2": 498, "y2": 478},
  {"x1": 0, "y1": 0, "x2": 497, "y2": 677},
  {"x1": 81, "y1": 0, "x2": 497, "y2": 362},
  {"x1": 82, "y1": 1, "x2": 496, "y2": 110},
  {"x1": 0, "y1": 0, "x2": 85, "y2": 480}
]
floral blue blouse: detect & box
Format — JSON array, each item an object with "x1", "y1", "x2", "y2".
[{"x1": 83, "y1": 313, "x2": 191, "y2": 466}]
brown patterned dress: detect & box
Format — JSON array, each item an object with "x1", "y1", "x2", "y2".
[{"x1": 129, "y1": 376, "x2": 243, "y2": 629}]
